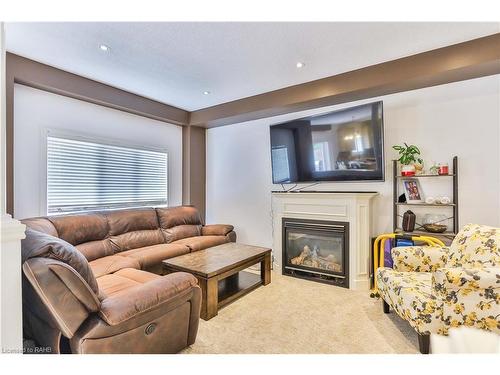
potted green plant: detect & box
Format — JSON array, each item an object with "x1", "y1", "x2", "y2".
[{"x1": 392, "y1": 143, "x2": 423, "y2": 176}]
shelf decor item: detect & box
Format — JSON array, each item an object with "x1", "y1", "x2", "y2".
[
  {"x1": 401, "y1": 178, "x2": 423, "y2": 203},
  {"x1": 422, "y1": 214, "x2": 448, "y2": 233},
  {"x1": 429, "y1": 162, "x2": 440, "y2": 175},
  {"x1": 438, "y1": 163, "x2": 449, "y2": 175},
  {"x1": 392, "y1": 143, "x2": 424, "y2": 176},
  {"x1": 425, "y1": 196, "x2": 436, "y2": 204},
  {"x1": 402, "y1": 210, "x2": 416, "y2": 232},
  {"x1": 435, "y1": 196, "x2": 451, "y2": 205}
]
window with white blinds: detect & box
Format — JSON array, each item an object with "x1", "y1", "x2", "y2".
[{"x1": 47, "y1": 135, "x2": 168, "y2": 215}]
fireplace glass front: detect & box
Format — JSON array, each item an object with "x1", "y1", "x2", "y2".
[{"x1": 282, "y1": 218, "x2": 349, "y2": 287}]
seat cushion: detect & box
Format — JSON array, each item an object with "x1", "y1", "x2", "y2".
[
  {"x1": 89, "y1": 255, "x2": 141, "y2": 278},
  {"x1": 172, "y1": 235, "x2": 229, "y2": 252},
  {"x1": 377, "y1": 267, "x2": 442, "y2": 334},
  {"x1": 96, "y1": 268, "x2": 160, "y2": 299},
  {"x1": 120, "y1": 244, "x2": 190, "y2": 269}
]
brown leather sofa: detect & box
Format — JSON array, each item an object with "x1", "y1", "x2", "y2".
[{"x1": 21, "y1": 206, "x2": 236, "y2": 354}]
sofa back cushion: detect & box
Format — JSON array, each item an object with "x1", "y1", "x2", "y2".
[
  {"x1": 156, "y1": 206, "x2": 202, "y2": 243},
  {"x1": 105, "y1": 208, "x2": 164, "y2": 252},
  {"x1": 449, "y1": 223, "x2": 500, "y2": 267},
  {"x1": 47, "y1": 213, "x2": 112, "y2": 261},
  {"x1": 22, "y1": 228, "x2": 99, "y2": 294},
  {"x1": 21, "y1": 217, "x2": 59, "y2": 237}
]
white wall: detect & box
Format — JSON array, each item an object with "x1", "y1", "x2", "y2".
[
  {"x1": 207, "y1": 75, "x2": 500, "y2": 249},
  {"x1": 14, "y1": 84, "x2": 183, "y2": 219},
  {"x1": 1, "y1": 22, "x2": 25, "y2": 353}
]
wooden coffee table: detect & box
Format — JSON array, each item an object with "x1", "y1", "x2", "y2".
[{"x1": 162, "y1": 243, "x2": 271, "y2": 320}]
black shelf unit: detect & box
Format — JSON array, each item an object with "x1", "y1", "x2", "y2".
[{"x1": 392, "y1": 156, "x2": 458, "y2": 239}]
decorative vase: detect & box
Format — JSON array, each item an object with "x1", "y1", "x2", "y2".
[
  {"x1": 401, "y1": 164, "x2": 416, "y2": 176},
  {"x1": 413, "y1": 163, "x2": 424, "y2": 174}
]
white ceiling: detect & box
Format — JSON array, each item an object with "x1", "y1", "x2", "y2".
[{"x1": 5, "y1": 22, "x2": 500, "y2": 111}]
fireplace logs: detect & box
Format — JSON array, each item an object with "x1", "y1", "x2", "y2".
[{"x1": 290, "y1": 245, "x2": 342, "y2": 272}]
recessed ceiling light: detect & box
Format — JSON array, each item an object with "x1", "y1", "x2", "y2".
[
  {"x1": 296, "y1": 62, "x2": 305, "y2": 68},
  {"x1": 203, "y1": 91, "x2": 210, "y2": 95},
  {"x1": 99, "y1": 44, "x2": 110, "y2": 52}
]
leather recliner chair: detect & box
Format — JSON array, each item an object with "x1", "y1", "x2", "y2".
[{"x1": 22, "y1": 228, "x2": 201, "y2": 354}]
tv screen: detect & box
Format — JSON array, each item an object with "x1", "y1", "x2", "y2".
[{"x1": 270, "y1": 101, "x2": 384, "y2": 183}]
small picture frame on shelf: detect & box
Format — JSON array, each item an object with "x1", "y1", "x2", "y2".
[{"x1": 402, "y1": 178, "x2": 423, "y2": 203}]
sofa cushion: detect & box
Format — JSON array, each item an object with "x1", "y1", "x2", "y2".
[
  {"x1": 98, "y1": 272, "x2": 198, "y2": 326},
  {"x1": 96, "y1": 268, "x2": 161, "y2": 299},
  {"x1": 120, "y1": 243, "x2": 190, "y2": 269},
  {"x1": 48, "y1": 212, "x2": 108, "y2": 246},
  {"x1": 156, "y1": 206, "x2": 203, "y2": 228},
  {"x1": 201, "y1": 224, "x2": 234, "y2": 236},
  {"x1": 89, "y1": 255, "x2": 141, "y2": 278},
  {"x1": 377, "y1": 268, "x2": 442, "y2": 334},
  {"x1": 76, "y1": 239, "x2": 115, "y2": 262},
  {"x1": 21, "y1": 228, "x2": 99, "y2": 294},
  {"x1": 162, "y1": 225, "x2": 201, "y2": 243},
  {"x1": 105, "y1": 208, "x2": 160, "y2": 235},
  {"x1": 156, "y1": 206, "x2": 203, "y2": 243},
  {"x1": 172, "y1": 235, "x2": 229, "y2": 252},
  {"x1": 22, "y1": 217, "x2": 59, "y2": 237},
  {"x1": 104, "y1": 208, "x2": 164, "y2": 252},
  {"x1": 114, "y1": 268, "x2": 161, "y2": 284},
  {"x1": 109, "y1": 230, "x2": 165, "y2": 252}
]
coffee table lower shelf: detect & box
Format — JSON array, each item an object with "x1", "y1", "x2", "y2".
[{"x1": 218, "y1": 271, "x2": 262, "y2": 309}]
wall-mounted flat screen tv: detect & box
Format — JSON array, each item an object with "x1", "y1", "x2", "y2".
[{"x1": 270, "y1": 101, "x2": 384, "y2": 183}]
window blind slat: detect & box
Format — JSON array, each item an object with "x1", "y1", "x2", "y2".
[{"x1": 47, "y1": 136, "x2": 168, "y2": 215}]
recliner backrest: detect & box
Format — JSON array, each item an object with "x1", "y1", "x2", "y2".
[
  {"x1": 105, "y1": 208, "x2": 164, "y2": 252},
  {"x1": 21, "y1": 229, "x2": 101, "y2": 341},
  {"x1": 48, "y1": 212, "x2": 113, "y2": 261},
  {"x1": 22, "y1": 228, "x2": 99, "y2": 294},
  {"x1": 449, "y1": 223, "x2": 500, "y2": 267},
  {"x1": 156, "y1": 206, "x2": 203, "y2": 243}
]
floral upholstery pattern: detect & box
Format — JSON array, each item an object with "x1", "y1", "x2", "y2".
[
  {"x1": 448, "y1": 224, "x2": 500, "y2": 267},
  {"x1": 377, "y1": 224, "x2": 500, "y2": 336},
  {"x1": 392, "y1": 246, "x2": 449, "y2": 272},
  {"x1": 377, "y1": 269, "x2": 442, "y2": 334}
]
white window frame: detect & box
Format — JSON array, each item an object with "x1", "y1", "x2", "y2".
[{"x1": 42, "y1": 128, "x2": 170, "y2": 215}]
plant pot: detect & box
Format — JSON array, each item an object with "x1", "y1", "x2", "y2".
[{"x1": 401, "y1": 164, "x2": 416, "y2": 176}]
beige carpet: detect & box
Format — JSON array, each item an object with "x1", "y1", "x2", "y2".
[{"x1": 183, "y1": 271, "x2": 419, "y2": 354}]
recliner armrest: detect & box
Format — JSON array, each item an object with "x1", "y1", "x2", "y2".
[
  {"x1": 202, "y1": 224, "x2": 234, "y2": 236},
  {"x1": 99, "y1": 272, "x2": 198, "y2": 326}
]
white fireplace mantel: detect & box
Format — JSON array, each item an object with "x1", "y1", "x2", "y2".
[{"x1": 271, "y1": 191, "x2": 378, "y2": 290}]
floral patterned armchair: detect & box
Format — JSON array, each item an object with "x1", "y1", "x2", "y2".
[{"x1": 377, "y1": 224, "x2": 500, "y2": 353}]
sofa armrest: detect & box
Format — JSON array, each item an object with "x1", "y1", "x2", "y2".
[
  {"x1": 392, "y1": 246, "x2": 449, "y2": 272},
  {"x1": 99, "y1": 272, "x2": 199, "y2": 326},
  {"x1": 202, "y1": 224, "x2": 234, "y2": 236},
  {"x1": 433, "y1": 267, "x2": 500, "y2": 292}
]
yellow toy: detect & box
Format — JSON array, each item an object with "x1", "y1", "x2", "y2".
[{"x1": 370, "y1": 233, "x2": 445, "y2": 298}]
